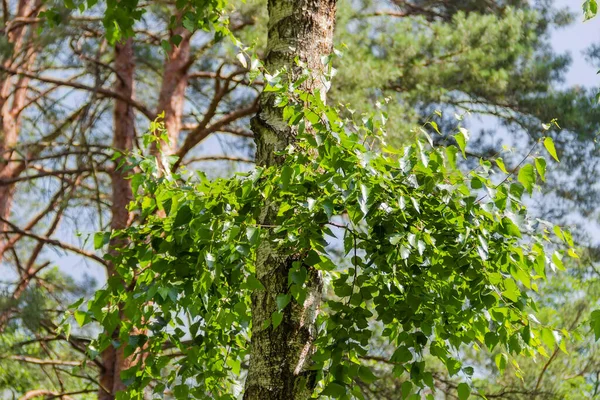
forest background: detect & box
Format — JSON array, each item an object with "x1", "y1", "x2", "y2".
[{"x1": 2, "y1": 0, "x2": 600, "y2": 398}]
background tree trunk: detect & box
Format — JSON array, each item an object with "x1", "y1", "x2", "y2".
[
  {"x1": 153, "y1": 25, "x2": 192, "y2": 157},
  {"x1": 98, "y1": 38, "x2": 136, "y2": 400},
  {"x1": 244, "y1": 1, "x2": 337, "y2": 399},
  {"x1": 0, "y1": 0, "x2": 41, "y2": 264}
]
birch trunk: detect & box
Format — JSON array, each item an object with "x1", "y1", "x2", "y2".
[{"x1": 244, "y1": 1, "x2": 337, "y2": 399}]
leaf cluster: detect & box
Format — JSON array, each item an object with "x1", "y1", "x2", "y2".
[{"x1": 77, "y1": 68, "x2": 575, "y2": 399}]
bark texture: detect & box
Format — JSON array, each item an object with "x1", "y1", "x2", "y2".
[
  {"x1": 100, "y1": 25, "x2": 194, "y2": 396},
  {"x1": 153, "y1": 26, "x2": 192, "y2": 157},
  {"x1": 244, "y1": 1, "x2": 337, "y2": 399},
  {"x1": 98, "y1": 38, "x2": 136, "y2": 400},
  {"x1": 0, "y1": 0, "x2": 41, "y2": 263}
]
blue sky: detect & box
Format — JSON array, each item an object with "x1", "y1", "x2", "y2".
[{"x1": 554, "y1": 0, "x2": 599, "y2": 87}]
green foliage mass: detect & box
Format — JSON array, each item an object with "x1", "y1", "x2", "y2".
[
  {"x1": 42, "y1": 0, "x2": 231, "y2": 45},
  {"x1": 332, "y1": 2, "x2": 571, "y2": 137},
  {"x1": 357, "y1": 253, "x2": 600, "y2": 399},
  {"x1": 330, "y1": 1, "x2": 600, "y2": 226},
  {"x1": 13, "y1": 0, "x2": 599, "y2": 398},
  {"x1": 0, "y1": 268, "x2": 97, "y2": 398},
  {"x1": 74, "y1": 64, "x2": 576, "y2": 399}
]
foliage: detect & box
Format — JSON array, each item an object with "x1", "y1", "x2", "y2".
[
  {"x1": 355, "y1": 254, "x2": 600, "y2": 399},
  {"x1": 0, "y1": 269, "x2": 97, "y2": 398},
  {"x1": 332, "y1": 2, "x2": 572, "y2": 138},
  {"x1": 331, "y1": 1, "x2": 600, "y2": 230},
  {"x1": 41, "y1": 0, "x2": 231, "y2": 45},
  {"x1": 70, "y1": 60, "x2": 577, "y2": 399},
  {"x1": 4, "y1": 0, "x2": 599, "y2": 398}
]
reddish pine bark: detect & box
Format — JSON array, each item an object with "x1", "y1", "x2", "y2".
[
  {"x1": 154, "y1": 27, "x2": 192, "y2": 157},
  {"x1": 98, "y1": 38, "x2": 136, "y2": 400},
  {"x1": 0, "y1": 0, "x2": 41, "y2": 261}
]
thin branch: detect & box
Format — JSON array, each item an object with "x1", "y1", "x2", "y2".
[
  {"x1": 7, "y1": 355, "x2": 82, "y2": 366},
  {"x1": 19, "y1": 389, "x2": 96, "y2": 400},
  {"x1": 183, "y1": 155, "x2": 254, "y2": 165},
  {"x1": 0, "y1": 65, "x2": 155, "y2": 119},
  {"x1": 0, "y1": 216, "x2": 106, "y2": 266}
]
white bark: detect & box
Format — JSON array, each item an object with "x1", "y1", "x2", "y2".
[{"x1": 244, "y1": 1, "x2": 337, "y2": 399}]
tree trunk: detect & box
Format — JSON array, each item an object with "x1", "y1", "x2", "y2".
[
  {"x1": 98, "y1": 38, "x2": 136, "y2": 400},
  {"x1": 0, "y1": 0, "x2": 41, "y2": 262},
  {"x1": 244, "y1": 1, "x2": 337, "y2": 399},
  {"x1": 99, "y1": 24, "x2": 193, "y2": 395},
  {"x1": 153, "y1": 26, "x2": 192, "y2": 157}
]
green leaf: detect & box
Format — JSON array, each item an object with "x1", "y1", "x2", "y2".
[
  {"x1": 392, "y1": 346, "x2": 413, "y2": 363},
  {"x1": 358, "y1": 366, "x2": 377, "y2": 384},
  {"x1": 552, "y1": 252, "x2": 565, "y2": 271},
  {"x1": 244, "y1": 274, "x2": 265, "y2": 291},
  {"x1": 173, "y1": 205, "x2": 192, "y2": 228},
  {"x1": 568, "y1": 248, "x2": 579, "y2": 259},
  {"x1": 158, "y1": 287, "x2": 170, "y2": 300},
  {"x1": 501, "y1": 217, "x2": 522, "y2": 238},
  {"x1": 272, "y1": 311, "x2": 283, "y2": 330},
  {"x1": 63, "y1": 322, "x2": 72, "y2": 340},
  {"x1": 170, "y1": 34, "x2": 183, "y2": 46},
  {"x1": 236, "y1": 52, "x2": 248, "y2": 68},
  {"x1": 400, "y1": 245, "x2": 410, "y2": 260},
  {"x1": 227, "y1": 357, "x2": 241, "y2": 376},
  {"x1": 446, "y1": 358, "x2": 462, "y2": 376},
  {"x1": 68, "y1": 297, "x2": 85, "y2": 310},
  {"x1": 428, "y1": 121, "x2": 441, "y2": 134},
  {"x1": 74, "y1": 310, "x2": 89, "y2": 327},
  {"x1": 502, "y1": 279, "x2": 520, "y2": 302},
  {"x1": 543, "y1": 137, "x2": 559, "y2": 162},
  {"x1": 321, "y1": 382, "x2": 346, "y2": 397},
  {"x1": 173, "y1": 384, "x2": 189, "y2": 398},
  {"x1": 454, "y1": 131, "x2": 467, "y2": 158},
  {"x1": 590, "y1": 310, "x2": 600, "y2": 341},
  {"x1": 276, "y1": 294, "x2": 291, "y2": 311},
  {"x1": 534, "y1": 157, "x2": 546, "y2": 182},
  {"x1": 495, "y1": 157, "x2": 508, "y2": 174},
  {"x1": 584, "y1": 0, "x2": 598, "y2": 20},
  {"x1": 540, "y1": 328, "x2": 556, "y2": 349},
  {"x1": 517, "y1": 164, "x2": 535, "y2": 195},
  {"x1": 495, "y1": 353, "x2": 508, "y2": 373},
  {"x1": 484, "y1": 332, "x2": 499, "y2": 350},
  {"x1": 457, "y1": 383, "x2": 471, "y2": 400},
  {"x1": 289, "y1": 266, "x2": 308, "y2": 286},
  {"x1": 280, "y1": 165, "x2": 293, "y2": 188},
  {"x1": 305, "y1": 250, "x2": 321, "y2": 266},
  {"x1": 246, "y1": 226, "x2": 259, "y2": 245},
  {"x1": 94, "y1": 232, "x2": 110, "y2": 250},
  {"x1": 401, "y1": 380, "x2": 413, "y2": 398},
  {"x1": 161, "y1": 39, "x2": 172, "y2": 54}
]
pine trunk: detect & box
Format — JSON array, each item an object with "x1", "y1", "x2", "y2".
[
  {"x1": 98, "y1": 38, "x2": 136, "y2": 400},
  {"x1": 244, "y1": 1, "x2": 337, "y2": 399},
  {"x1": 0, "y1": 0, "x2": 40, "y2": 264},
  {"x1": 154, "y1": 26, "x2": 192, "y2": 157}
]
